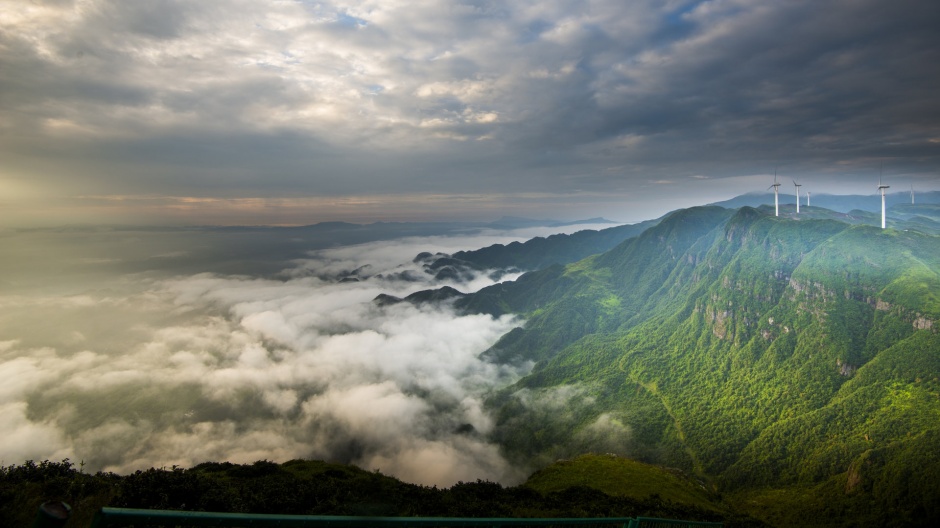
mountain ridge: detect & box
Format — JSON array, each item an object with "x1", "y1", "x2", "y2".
[{"x1": 438, "y1": 204, "x2": 940, "y2": 526}]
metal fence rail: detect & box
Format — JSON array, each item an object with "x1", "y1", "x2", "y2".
[
  {"x1": 84, "y1": 507, "x2": 722, "y2": 528},
  {"x1": 632, "y1": 518, "x2": 723, "y2": 528}
]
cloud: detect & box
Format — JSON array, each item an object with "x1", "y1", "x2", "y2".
[
  {"x1": 2, "y1": 0, "x2": 938, "y2": 227},
  {"x1": 0, "y1": 229, "x2": 555, "y2": 485},
  {"x1": 0, "y1": 402, "x2": 73, "y2": 465},
  {"x1": 494, "y1": 384, "x2": 633, "y2": 468},
  {"x1": 0, "y1": 349, "x2": 78, "y2": 464}
]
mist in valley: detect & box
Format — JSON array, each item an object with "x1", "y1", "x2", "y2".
[{"x1": 0, "y1": 221, "x2": 615, "y2": 486}]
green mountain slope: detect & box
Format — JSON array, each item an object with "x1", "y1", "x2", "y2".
[
  {"x1": 458, "y1": 206, "x2": 735, "y2": 363},
  {"x1": 467, "y1": 206, "x2": 940, "y2": 526},
  {"x1": 523, "y1": 454, "x2": 721, "y2": 513}
]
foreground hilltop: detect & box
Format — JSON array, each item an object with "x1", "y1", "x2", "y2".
[
  {"x1": 427, "y1": 205, "x2": 939, "y2": 526},
  {"x1": 1, "y1": 456, "x2": 758, "y2": 526}
]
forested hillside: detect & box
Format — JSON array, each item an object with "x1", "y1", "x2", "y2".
[{"x1": 454, "y1": 205, "x2": 940, "y2": 526}]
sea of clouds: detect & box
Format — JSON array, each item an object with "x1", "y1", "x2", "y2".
[{"x1": 0, "y1": 224, "x2": 612, "y2": 485}]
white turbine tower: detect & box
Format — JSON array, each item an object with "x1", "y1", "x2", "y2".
[
  {"x1": 807, "y1": 191, "x2": 811, "y2": 207},
  {"x1": 878, "y1": 176, "x2": 890, "y2": 229},
  {"x1": 911, "y1": 184, "x2": 915, "y2": 205},
  {"x1": 793, "y1": 180, "x2": 802, "y2": 214},
  {"x1": 768, "y1": 171, "x2": 781, "y2": 216}
]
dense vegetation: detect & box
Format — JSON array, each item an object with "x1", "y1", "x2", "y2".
[
  {"x1": 448, "y1": 205, "x2": 940, "y2": 527},
  {"x1": 1, "y1": 457, "x2": 759, "y2": 527}
]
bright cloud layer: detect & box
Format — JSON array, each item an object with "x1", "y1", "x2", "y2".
[{"x1": 0, "y1": 229, "x2": 553, "y2": 485}]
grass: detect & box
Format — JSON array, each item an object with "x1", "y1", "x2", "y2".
[{"x1": 523, "y1": 454, "x2": 723, "y2": 514}]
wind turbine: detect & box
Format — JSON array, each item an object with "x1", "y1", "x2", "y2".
[
  {"x1": 806, "y1": 191, "x2": 811, "y2": 207},
  {"x1": 768, "y1": 170, "x2": 781, "y2": 216},
  {"x1": 911, "y1": 184, "x2": 915, "y2": 205},
  {"x1": 878, "y1": 175, "x2": 890, "y2": 229},
  {"x1": 793, "y1": 180, "x2": 802, "y2": 214}
]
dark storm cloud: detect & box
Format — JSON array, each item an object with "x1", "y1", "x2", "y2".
[
  {"x1": 1, "y1": 0, "x2": 938, "y2": 225},
  {"x1": 557, "y1": 1, "x2": 940, "y2": 167}
]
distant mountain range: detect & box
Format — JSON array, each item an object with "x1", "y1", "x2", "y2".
[
  {"x1": 483, "y1": 216, "x2": 617, "y2": 229},
  {"x1": 711, "y1": 190, "x2": 940, "y2": 214},
  {"x1": 409, "y1": 197, "x2": 939, "y2": 285}
]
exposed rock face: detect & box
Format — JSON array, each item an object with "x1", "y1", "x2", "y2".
[
  {"x1": 710, "y1": 308, "x2": 730, "y2": 339},
  {"x1": 837, "y1": 358, "x2": 857, "y2": 377},
  {"x1": 845, "y1": 462, "x2": 862, "y2": 493}
]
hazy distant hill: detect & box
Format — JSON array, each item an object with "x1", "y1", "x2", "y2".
[
  {"x1": 448, "y1": 192, "x2": 940, "y2": 276},
  {"x1": 2, "y1": 217, "x2": 618, "y2": 291},
  {"x1": 712, "y1": 190, "x2": 940, "y2": 214},
  {"x1": 483, "y1": 216, "x2": 617, "y2": 229},
  {"x1": 448, "y1": 205, "x2": 940, "y2": 526}
]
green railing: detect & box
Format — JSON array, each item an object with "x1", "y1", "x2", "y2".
[
  {"x1": 32, "y1": 502, "x2": 722, "y2": 528},
  {"x1": 87, "y1": 509, "x2": 723, "y2": 528}
]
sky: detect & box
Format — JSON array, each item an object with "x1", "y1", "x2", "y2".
[{"x1": 2, "y1": 0, "x2": 940, "y2": 226}]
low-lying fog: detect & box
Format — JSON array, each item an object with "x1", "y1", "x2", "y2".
[{"x1": 0, "y1": 221, "x2": 611, "y2": 486}]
